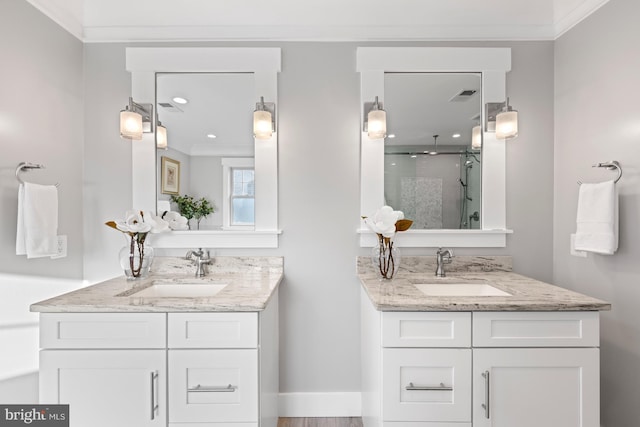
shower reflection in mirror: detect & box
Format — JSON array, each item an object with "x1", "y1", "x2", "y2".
[{"x1": 383, "y1": 72, "x2": 482, "y2": 230}]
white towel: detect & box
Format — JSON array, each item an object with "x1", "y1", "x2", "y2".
[
  {"x1": 16, "y1": 183, "x2": 59, "y2": 258},
  {"x1": 574, "y1": 180, "x2": 618, "y2": 255}
]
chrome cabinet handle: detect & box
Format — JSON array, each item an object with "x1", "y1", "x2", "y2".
[
  {"x1": 188, "y1": 384, "x2": 237, "y2": 393},
  {"x1": 481, "y1": 370, "x2": 490, "y2": 419},
  {"x1": 150, "y1": 371, "x2": 159, "y2": 420},
  {"x1": 405, "y1": 382, "x2": 453, "y2": 391}
]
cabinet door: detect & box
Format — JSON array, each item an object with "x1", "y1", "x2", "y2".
[
  {"x1": 169, "y1": 349, "x2": 258, "y2": 423},
  {"x1": 40, "y1": 350, "x2": 166, "y2": 427},
  {"x1": 473, "y1": 348, "x2": 599, "y2": 427},
  {"x1": 382, "y1": 348, "x2": 471, "y2": 422}
]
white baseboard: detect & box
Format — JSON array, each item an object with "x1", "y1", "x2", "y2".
[{"x1": 278, "y1": 392, "x2": 362, "y2": 417}]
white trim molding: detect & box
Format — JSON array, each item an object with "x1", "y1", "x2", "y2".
[
  {"x1": 357, "y1": 47, "x2": 513, "y2": 248},
  {"x1": 278, "y1": 392, "x2": 362, "y2": 417},
  {"x1": 126, "y1": 47, "x2": 281, "y2": 249}
]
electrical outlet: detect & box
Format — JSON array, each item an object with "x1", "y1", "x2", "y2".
[{"x1": 51, "y1": 235, "x2": 67, "y2": 259}]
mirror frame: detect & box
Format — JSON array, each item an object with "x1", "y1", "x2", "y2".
[
  {"x1": 357, "y1": 47, "x2": 513, "y2": 247},
  {"x1": 126, "y1": 47, "x2": 281, "y2": 248}
]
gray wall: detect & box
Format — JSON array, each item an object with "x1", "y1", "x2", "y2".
[
  {"x1": 0, "y1": 0, "x2": 84, "y2": 279},
  {"x1": 83, "y1": 40, "x2": 555, "y2": 395},
  {"x1": 0, "y1": 0, "x2": 84, "y2": 403},
  {"x1": 554, "y1": 0, "x2": 640, "y2": 425},
  {"x1": 0, "y1": 1, "x2": 557, "y2": 399}
]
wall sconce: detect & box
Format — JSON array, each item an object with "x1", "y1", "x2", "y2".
[
  {"x1": 471, "y1": 124, "x2": 482, "y2": 149},
  {"x1": 484, "y1": 98, "x2": 519, "y2": 139},
  {"x1": 495, "y1": 98, "x2": 518, "y2": 140},
  {"x1": 253, "y1": 96, "x2": 276, "y2": 140},
  {"x1": 364, "y1": 96, "x2": 387, "y2": 139},
  {"x1": 156, "y1": 121, "x2": 168, "y2": 150},
  {"x1": 119, "y1": 97, "x2": 153, "y2": 140}
]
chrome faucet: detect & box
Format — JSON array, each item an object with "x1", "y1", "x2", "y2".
[
  {"x1": 185, "y1": 248, "x2": 211, "y2": 277},
  {"x1": 435, "y1": 248, "x2": 454, "y2": 277}
]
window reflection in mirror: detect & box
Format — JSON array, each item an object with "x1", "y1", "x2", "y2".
[
  {"x1": 156, "y1": 73, "x2": 256, "y2": 230},
  {"x1": 383, "y1": 73, "x2": 482, "y2": 230}
]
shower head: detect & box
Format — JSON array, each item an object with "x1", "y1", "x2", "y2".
[{"x1": 464, "y1": 160, "x2": 473, "y2": 168}]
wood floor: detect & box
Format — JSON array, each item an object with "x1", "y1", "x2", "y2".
[{"x1": 278, "y1": 418, "x2": 363, "y2": 427}]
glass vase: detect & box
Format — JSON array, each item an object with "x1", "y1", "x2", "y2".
[
  {"x1": 371, "y1": 234, "x2": 401, "y2": 280},
  {"x1": 119, "y1": 234, "x2": 154, "y2": 279}
]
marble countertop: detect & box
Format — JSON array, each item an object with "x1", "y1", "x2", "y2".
[
  {"x1": 30, "y1": 256, "x2": 283, "y2": 313},
  {"x1": 358, "y1": 256, "x2": 611, "y2": 312}
]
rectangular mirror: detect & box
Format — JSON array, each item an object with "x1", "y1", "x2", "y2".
[
  {"x1": 357, "y1": 47, "x2": 512, "y2": 247},
  {"x1": 384, "y1": 72, "x2": 482, "y2": 230},
  {"x1": 126, "y1": 47, "x2": 281, "y2": 248},
  {"x1": 156, "y1": 72, "x2": 256, "y2": 230}
]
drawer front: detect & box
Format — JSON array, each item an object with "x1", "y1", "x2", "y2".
[
  {"x1": 384, "y1": 423, "x2": 472, "y2": 427},
  {"x1": 473, "y1": 311, "x2": 600, "y2": 348},
  {"x1": 168, "y1": 313, "x2": 258, "y2": 349},
  {"x1": 40, "y1": 313, "x2": 166, "y2": 349},
  {"x1": 170, "y1": 424, "x2": 257, "y2": 427},
  {"x1": 382, "y1": 348, "x2": 471, "y2": 422},
  {"x1": 169, "y1": 349, "x2": 258, "y2": 423},
  {"x1": 382, "y1": 312, "x2": 471, "y2": 348}
]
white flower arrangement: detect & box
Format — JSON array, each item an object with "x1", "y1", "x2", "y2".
[
  {"x1": 105, "y1": 210, "x2": 189, "y2": 278},
  {"x1": 362, "y1": 206, "x2": 413, "y2": 279}
]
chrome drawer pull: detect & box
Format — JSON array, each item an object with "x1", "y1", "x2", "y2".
[
  {"x1": 188, "y1": 384, "x2": 237, "y2": 393},
  {"x1": 481, "y1": 371, "x2": 490, "y2": 419},
  {"x1": 406, "y1": 382, "x2": 453, "y2": 391},
  {"x1": 150, "y1": 371, "x2": 159, "y2": 420}
]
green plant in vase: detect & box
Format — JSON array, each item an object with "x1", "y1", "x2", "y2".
[{"x1": 170, "y1": 194, "x2": 216, "y2": 230}]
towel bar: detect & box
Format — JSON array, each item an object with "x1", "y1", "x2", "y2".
[
  {"x1": 15, "y1": 162, "x2": 60, "y2": 187},
  {"x1": 577, "y1": 160, "x2": 621, "y2": 185}
]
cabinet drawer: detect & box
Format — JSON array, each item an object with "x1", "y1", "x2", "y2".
[
  {"x1": 168, "y1": 313, "x2": 258, "y2": 348},
  {"x1": 473, "y1": 311, "x2": 600, "y2": 347},
  {"x1": 170, "y1": 424, "x2": 257, "y2": 427},
  {"x1": 382, "y1": 348, "x2": 471, "y2": 422},
  {"x1": 40, "y1": 313, "x2": 166, "y2": 349},
  {"x1": 382, "y1": 312, "x2": 471, "y2": 348},
  {"x1": 168, "y1": 349, "x2": 258, "y2": 423},
  {"x1": 384, "y1": 423, "x2": 471, "y2": 427}
]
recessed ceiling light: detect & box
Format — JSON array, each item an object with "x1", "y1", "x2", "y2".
[
  {"x1": 391, "y1": 163, "x2": 396, "y2": 166},
  {"x1": 387, "y1": 134, "x2": 396, "y2": 138},
  {"x1": 410, "y1": 154, "x2": 417, "y2": 158},
  {"x1": 452, "y1": 133, "x2": 461, "y2": 138},
  {"x1": 206, "y1": 134, "x2": 217, "y2": 139},
  {"x1": 172, "y1": 97, "x2": 188, "y2": 105}
]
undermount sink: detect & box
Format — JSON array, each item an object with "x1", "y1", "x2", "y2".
[
  {"x1": 414, "y1": 283, "x2": 511, "y2": 297},
  {"x1": 129, "y1": 281, "x2": 228, "y2": 298}
]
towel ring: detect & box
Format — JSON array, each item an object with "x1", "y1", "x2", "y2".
[
  {"x1": 15, "y1": 162, "x2": 60, "y2": 187},
  {"x1": 577, "y1": 160, "x2": 622, "y2": 185}
]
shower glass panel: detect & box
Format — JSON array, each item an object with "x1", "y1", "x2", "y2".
[{"x1": 383, "y1": 73, "x2": 482, "y2": 230}]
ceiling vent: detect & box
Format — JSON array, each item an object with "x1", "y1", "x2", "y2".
[
  {"x1": 449, "y1": 89, "x2": 478, "y2": 102},
  {"x1": 158, "y1": 102, "x2": 183, "y2": 113}
]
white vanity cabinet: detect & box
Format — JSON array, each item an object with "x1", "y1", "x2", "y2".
[
  {"x1": 361, "y1": 291, "x2": 601, "y2": 427},
  {"x1": 166, "y1": 313, "x2": 261, "y2": 426},
  {"x1": 39, "y1": 293, "x2": 278, "y2": 427},
  {"x1": 39, "y1": 313, "x2": 168, "y2": 427},
  {"x1": 471, "y1": 311, "x2": 600, "y2": 427}
]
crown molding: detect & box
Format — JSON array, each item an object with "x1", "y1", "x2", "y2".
[
  {"x1": 24, "y1": 0, "x2": 610, "y2": 43},
  {"x1": 81, "y1": 23, "x2": 556, "y2": 43},
  {"x1": 554, "y1": 0, "x2": 610, "y2": 38},
  {"x1": 24, "y1": 0, "x2": 83, "y2": 41}
]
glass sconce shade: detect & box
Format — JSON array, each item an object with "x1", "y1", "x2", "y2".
[
  {"x1": 367, "y1": 109, "x2": 387, "y2": 139},
  {"x1": 495, "y1": 110, "x2": 518, "y2": 140},
  {"x1": 471, "y1": 125, "x2": 482, "y2": 149},
  {"x1": 156, "y1": 123, "x2": 168, "y2": 149},
  {"x1": 253, "y1": 109, "x2": 273, "y2": 139},
  {"x1": 120, "y1": 109, "x2": 143, "y2": 140}
]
